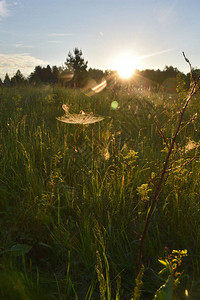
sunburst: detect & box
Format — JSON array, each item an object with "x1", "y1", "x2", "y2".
[{"x1": 113, "y1": 53, "x2": 140, "y2": 79}]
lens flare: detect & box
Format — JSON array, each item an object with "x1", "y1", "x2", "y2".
[
  {"x1": 84, "y1": 80, "x2": 107, "y2": 96},
  {"x1": 92, "y1": 80, "x2": 107, "y2": 93},
  {"x1": 111, "y1": 101, "x2": 118, "y2": 110},
  {"x1": 60, "y1": 69, "x2": 74, "y2": 81}
]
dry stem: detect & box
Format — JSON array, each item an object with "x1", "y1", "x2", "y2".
[{"x1": 136, "y1": 53, "x2": 200, "y2": 273}]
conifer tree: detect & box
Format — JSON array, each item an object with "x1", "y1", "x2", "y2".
[
  {"x1": 4, "y1": 73, "x2": 11, "y2": 87},
  {"x1": 65, "y1": 48, "x2": 88, "y2": 87}
]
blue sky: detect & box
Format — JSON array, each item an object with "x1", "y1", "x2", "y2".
[{"x1": 0, "y1": 0, "x2": 200, "y2": 78}]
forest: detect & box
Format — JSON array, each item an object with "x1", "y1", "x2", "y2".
[
  {"x1": 0, "y1": 49, "x2": 200, "y2": 299},
  {"x1": 0, "y1": 48, "x2": 193, "y2": 92}
]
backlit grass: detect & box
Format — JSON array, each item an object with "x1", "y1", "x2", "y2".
[{"x1": 0, "y1": 85, "x2": 200, "y2": 299}]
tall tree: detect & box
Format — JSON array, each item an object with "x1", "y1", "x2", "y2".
[
  {"x1": 88, "y1": 68, "x2": 104, "y2": 84},
  {"x1": 44, "y1": 65, "x2": 54, "y2": 83},
  {"x1": 29, "y1": 66, "x2": 42, "y2": 84},
  {"x1": 11, "y1": 70, "x2": 26, "y2": 86},
  {"x1": 29, "y1": 65, "x2": 59, "y2": 85},
  {"x1": 3, "y1": 73, "x2": 11, "y2": 87},
  {"x1": 52, "y1": 66, "x2": 60, "y2": 84},
  {"x1": 163, "y1": 66, "x2": 179, "y2": 81},
  {"x1": 65, "y1": 48, "x2": 88, "y2": 87}
]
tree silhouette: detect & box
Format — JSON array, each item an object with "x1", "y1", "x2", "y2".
[
  {"x1": 52, "y1": 66, "x2": 60, "y2": 84},
  {"x1": 28, "y1": 65, "x2": 58, "y2": 85},
  {"x1": 11, "y1": 70, "x2": 26, "y2": 86},
  {"x1": 88, "y1": 68, "x2": 104, "y2": 84},
  {"x1": 44, "y1": 65, "x2": 54, "y2": 83},
  {"x1": 163, "y1": 66, "x2": 179, "y2": 82},
  {"x1": 4, "y1": 73, "x2": 11, "y2": 87},
  {"x1": 29, "y1": 66, "x2": 43, "y2": 84},
  {"x1": 65, "y1": 48, "x2": 88, "y2": 87}
]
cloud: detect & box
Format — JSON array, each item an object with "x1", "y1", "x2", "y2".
[
  {"x1": 12, "y1": 1, "x2": 24, "y2": 8},
  {"x1": 0, "y1": 1, "x2": 9, "y2": 19},
  {"x1": 47, "y1": 40, "x2": 63, "y2": 44},
  {"x1": 154, "y1": 0, "x2": 178, "y2": 23},
  {"x1": 48, "y1": 33, "x2": 74, "y2": 37},
  {"x1": 140, "y1": 48, "x2": 175, "y2": 60},
  {"x1": 0, "y1": 53, "x2": 48, "y2": 78},
  {"x1": 15, "y1": 43, "x2": 34, "y2": 48}
]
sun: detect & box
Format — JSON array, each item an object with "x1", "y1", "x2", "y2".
[{"x1": 114, "y1": 53, "x2": 140, "y2": 79}]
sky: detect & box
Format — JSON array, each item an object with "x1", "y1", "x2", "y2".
[{"x1": 0, "y1": 0, "x2": 200, "y2": 79}]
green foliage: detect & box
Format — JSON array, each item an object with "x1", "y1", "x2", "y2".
[
  {"x1": 137, "y1": 184, "x2": 152, "y2": 202},
  {"x1": 3, "y1": 73, "x2": 11, "y2": 86},
  {"x1": 65, "y1": 48, "x2": 88, "y2": 87},
  {"x1": 96, "y1": 250, "x2": 107, "y2": 300},
  {"x1": 132, "y1": 265, "x2": 144, "y2": 300},
  {"x1": 1, "y1": 244, "x2": 32, "y2": 257},
  {"x1": 0, "y1": 85, "x2": 200, "y2": 298},
  {"x1": 94, "y1": 221, "x2": 111, "y2": 300},
  {"x1": 29, "y1": 65, "x2": 60, "y2": 85},
  {"x1": 158, "y1": 249, "x2": 188, "y2": 287},
  {"x1": 176, "y1": 73, "x2": 189, "y2": 106},
  {"x1": 152, "y1": 249, "x2": 188, "y2": 299},
  {"x1": 11, "y1": 70, "x2": 26, "y2": 86},
  {"x1": 153, "y1": 275, "x2": 173, "y2": 300}
]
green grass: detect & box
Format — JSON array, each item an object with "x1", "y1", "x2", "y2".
[{"x1": 0, "y1": 85, "x2": 200, "y2": 299}]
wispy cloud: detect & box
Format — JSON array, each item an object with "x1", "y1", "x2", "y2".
[
  {"x1": 47, "y1": 40, "x2": 63, "y2": 44},
  {"x1": 0, "y1": 1, "x2": 9, "y2": 19},
  {"x1": 154, "y1": 0, "x2": 178, "y2": 23},
  {"x1": 0, "y1": 53, "x2": 48, "y2": 78},
  {"x1": 12, "y1": 1, "x2": 24, "y2": 8},
  {"x1": 139, "y1": 48, "x2": 175, "y2": 60},
  {"x1": 48, "y1": 33, "x2": 74, "y2": 37},
  {"x1": 15, "y1": 43, "x2": 34, "y2": 48}
]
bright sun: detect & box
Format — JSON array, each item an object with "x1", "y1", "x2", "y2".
[{"x1": 114, "y1": 53, "x2": 140, "y2": 79}]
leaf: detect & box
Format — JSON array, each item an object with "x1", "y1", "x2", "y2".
[
  {"x1": 133, "y1": 265, "x2": 144, "y2": 300},
  {"x1": 9, "y1": 244, "x2": 32, "y2": 256},
  {"x1": 158, "y1": 259, "x2": 168, "y2": 267},
  {"x1": 153, "y1": 275, "x2": 173, "y2": 300},
  {"x1": 38, "y1": 242, "x2": 52, "y2": 248},
  {"x1": 158, "y1": 268, "x2": 168, "y2": 276}
]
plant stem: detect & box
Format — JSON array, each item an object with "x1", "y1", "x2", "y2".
[{"x1": 136, "y1": 64, "x2": 200, "y2": 273}]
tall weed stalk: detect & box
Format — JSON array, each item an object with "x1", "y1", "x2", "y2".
[{"x1": 136, "y1": 53, "x2": 200, "y2": 272}]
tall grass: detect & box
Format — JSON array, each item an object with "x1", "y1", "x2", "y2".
[{"x1": 0, "y1": 84, "x2": 200, "y2": 298}]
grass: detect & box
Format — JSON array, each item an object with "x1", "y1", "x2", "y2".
[{"x1": 0, "y1": 84, "x2": 200, "y2": 299}]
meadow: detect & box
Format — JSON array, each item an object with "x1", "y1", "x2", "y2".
[{"x1": 0, "y1": 83, "x2": 200, "y2": 299}]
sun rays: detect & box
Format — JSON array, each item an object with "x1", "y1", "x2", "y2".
[{"x1": 112, "y1": 53, "x2": 141, "y2": 79}]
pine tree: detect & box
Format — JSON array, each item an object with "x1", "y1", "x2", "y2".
[
  {"x1": 4, "y1": 73, "x2": 11, "y2": 87},
  {"x1": 11, "y1": 70, "x2": 26, "y2": 86},
  {"x1": 65, "y1": 48, "x2": 88, "y2": 87}
]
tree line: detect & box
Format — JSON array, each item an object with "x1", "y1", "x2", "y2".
[{"x1": 0, "y1": 48, "x2": 193, "y2": 91}]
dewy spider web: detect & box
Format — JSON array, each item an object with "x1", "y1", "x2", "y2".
[{"x1": 56, "y1": 104, "x2": 104, "y2": 125}]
